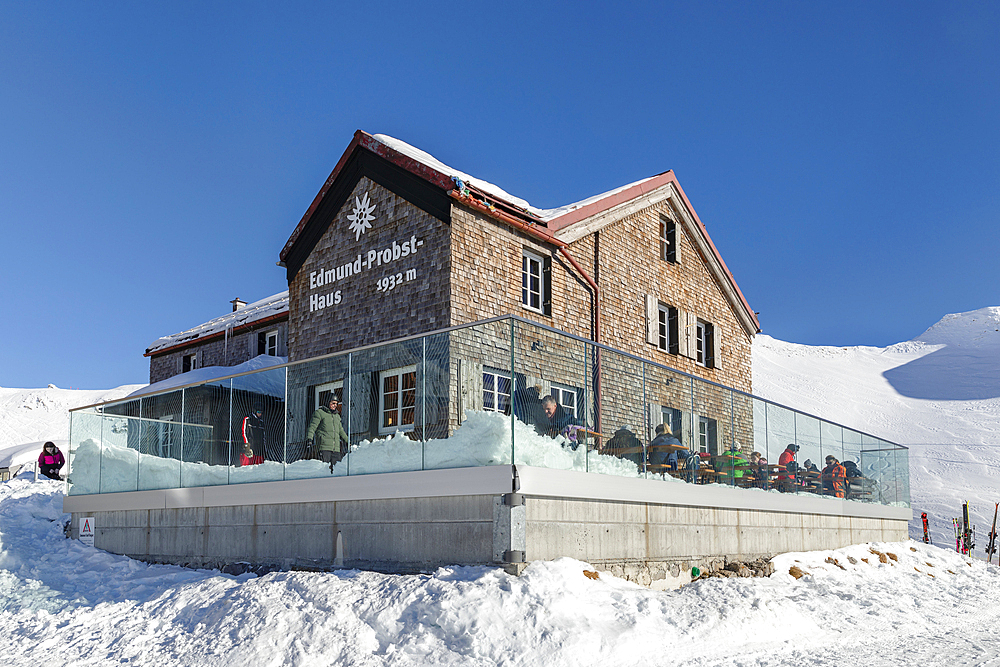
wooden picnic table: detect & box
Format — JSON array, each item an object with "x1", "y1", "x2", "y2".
[{"x1": 610, "y1": 442, "x2": 689, "y2": 455}]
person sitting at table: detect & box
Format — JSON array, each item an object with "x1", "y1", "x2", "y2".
[
  {"x1": 648, "y1": 423, "x2": 683, "y2": 471},
  {"x1": 821, "y1": 455, "x2": 847, "y2": 498},
  {"x1": 802, "y1": 459, "x2": 819, "y2": 474},
  {"x1": 604, "y1": 426, "x2": 643, "y2": 467},
  {"x1": 715, "y1": 442, "x2": 749, "y2": 485},
  {"x1": 749, "y1": 451, "x2": 769, "y2": 489},
  {"x1": 842, "y1": 459, "x2": 864, "y2": 498},
  {"x1": 777, "y1": 444, "x2": 799, "y2": 492}
]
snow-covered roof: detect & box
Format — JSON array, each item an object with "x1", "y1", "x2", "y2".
[
  {"x1": 373, "y1": 134, "x2": 658, "y2": 223},
  {"x1": 128, "y1": 354, "x2": 288, "y2": 399},
  {"x1": 145, "y1": 291, "x2": 289, "y2": 356}
]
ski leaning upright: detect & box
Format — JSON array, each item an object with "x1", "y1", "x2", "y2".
[
  {"x1": 987, "y1": 503, "x2": 998, "y2": 564},
  {"x1": 962, "y1": 501, "x2": 976, "y2": 556}
]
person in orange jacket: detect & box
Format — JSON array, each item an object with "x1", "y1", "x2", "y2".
[
  {"x1": 38, "y1": 441, "x2": 65, "y2": 480},
  {"x1": 821, "y1": 455, "x2": 847, "y2": 498}
]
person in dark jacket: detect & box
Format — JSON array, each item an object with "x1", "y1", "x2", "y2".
[
  {"x1": 513, "y1": 385, "x2": 548, "y2": 435},
  {"x1": 242, "y1": 408, "x2": 266, "y2": 460},
  {"x1": 648, "y1": 423, "x2": 683, "y2": 471},
  {"x1": 540, "y1": 395, "x2": 579, "y2": 438},
  {"x1": 306, "y1": 398, "x2": 349, "y2": 468},
  {"x1": 604, "y1": 426, "x2": 643, "y2": 467},
  {"x1": 38, "y1": 441, "x2": 65, "y2": 480}
]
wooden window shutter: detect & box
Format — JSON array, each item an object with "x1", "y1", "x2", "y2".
[
  {"x1": 542, "y1": 255, "x2": 552, "y2": 317},
  {"x1": 677, "y1": 308, "x2": 690, "y2": 358},
  {"x1": 711, "y1": 323, "x2": 721, "y2": 369},
  {"x1": 645, "y1": 294, "x2": 658, "y2": 345}
]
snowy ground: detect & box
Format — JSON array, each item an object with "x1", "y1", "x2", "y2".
[{"x1": 1, "y1": 306, "x2": 999, "y2": 665}]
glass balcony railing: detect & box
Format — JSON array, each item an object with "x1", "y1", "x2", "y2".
[{"x1": 68, "y1": 316, "x2": 909, "y2": 507}]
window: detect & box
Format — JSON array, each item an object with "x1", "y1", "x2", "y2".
[
  {"x1": 315, "y1": 381, "x2": 343, "y2": 411},
  {"x1": 182, "y1": 353, "x2": 197, "y2": 373},
  {"x1": 660, "y1": 406, "x2": 682, "y2": 438},
  {"x1": 659, "y1": 216, "x2": 677, "y2": 263},
  {"x1": 695, "y1": 320, "x2": 716, "y2": 368},
  {"x1": 657, "y1": 303, "x2": 679, "y2": 354},
  {"x1": 698, "y1": 416, "x2": 717, "y2": 454},
  {"x1": 379, "y1": 366, "x2": 416, "y2": 434},
  {"x1": 482, "y1": 369, "x2": 512, "y2": 414},
  {"x1": 259, "y1": 330, "x2": 280, "y2": 356},
  {"x1": 521, "y1": 249, "x2": 551, "y2": 315},
  {"x1": 549, "y1": 383, "x2": 578, "y2": 418}
]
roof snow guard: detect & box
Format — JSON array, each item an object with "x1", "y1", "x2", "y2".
[
  {"x1": 145, "y1": 291, "x2": 289, "y2": 357},
  {"x1": 281, "y1": 131, "x2": 760, "y2": 336}
]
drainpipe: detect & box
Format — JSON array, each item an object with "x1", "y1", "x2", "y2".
[{"x1": 449, "y1": 189, "x2": 604, "y2": 438}]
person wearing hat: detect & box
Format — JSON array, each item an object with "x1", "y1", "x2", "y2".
[
  {"x1": 242, "y1": 406, "x2": 266, "y2": 462},
  {"x1": 306, "y1": 398, "x2": 350, "y2": 469},
  {"x1": 37, "y1": 441, "x2": 65, "y2": 480},
  {"x1": 821, "y1": 455, "x2": 847, "y2": 498},
  {"x1": 777, "y1": 444, "x2": 800, "y2": 492}
]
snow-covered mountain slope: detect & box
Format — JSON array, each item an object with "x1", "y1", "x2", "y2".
[
  {"x1": 0, "y1": 384, "x2": 142, "y2": 468},
  {"x1": 754, "y1": 306, "x2": 1000, "y2": 546}
]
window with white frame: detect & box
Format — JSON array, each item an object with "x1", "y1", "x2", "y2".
[
  {"x1": 314, "y1": 380, "x2": 343, "y2": 411},
  {"x1": 482, "y1": 368, "x2": 512, "y2": 414},
  {"x1": 698, "y1": 416, "x2": 717, "y2": 454},
  {"x1": 261, "y1": 330, "x2": 279, "y2": 356},
  {"x1": 660, "y1": 406, "x2": 682, "y2": 439},
  {"x1": 379, "y1": 366, "x2": 416, "y2": 434},
  {"x1": 659, "y1": 216, "x2": 677, "y2": 263},
  {"x1": 695, "y1": 319, "x2": 715, "y2": 368},
  {"x1": 182, "y1": 353, "x2": 197, "y2": 373},
  {"x1": 549, "y1": 383, "x2": 578, "y2": 418},
  {"x1": 521, "y1": 249, "x2": 549, "y2": 315},
  {"x1": 657, "y1": 303, "x2": 678, "y2": 354}
]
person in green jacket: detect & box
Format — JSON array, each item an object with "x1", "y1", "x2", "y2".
[
  {"x1": 715, "y1": 443, "x2": 749, "y2": 486},
  {"x1": 306, "y1": 398, "x2": 349, "y2": 468}
]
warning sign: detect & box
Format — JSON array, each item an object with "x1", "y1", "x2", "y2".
[{"x1": 79, "y1": 517, "x2": 95, "y2": 547}]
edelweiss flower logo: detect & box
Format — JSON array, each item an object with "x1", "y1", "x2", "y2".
[{"x1": 347, "y1": 192, "x2": 376, "y2": 241}]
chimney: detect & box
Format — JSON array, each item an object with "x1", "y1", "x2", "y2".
[{"x1": 230, "y1": 297, "x2": 247, "y2": 312}]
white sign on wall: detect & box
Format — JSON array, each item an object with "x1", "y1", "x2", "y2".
[
  {"x1": 79, "y1": 516, "x2": 95, "y2": 547},
  {"x1": 307, "y1": 190, "x2": 424, "y2": 314}
]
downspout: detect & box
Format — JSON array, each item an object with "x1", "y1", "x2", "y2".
[{"x1": 449, "y1": 189, "x2": 604, "y2": 438}]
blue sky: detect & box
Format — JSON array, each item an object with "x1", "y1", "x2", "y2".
[{"x1": 2, "y1": 1, "x2": 997, "y2": 389}]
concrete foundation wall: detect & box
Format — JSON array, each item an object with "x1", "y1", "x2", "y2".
[{"x1": 66, "y1": 465, "x2": 910, "y2": 582}]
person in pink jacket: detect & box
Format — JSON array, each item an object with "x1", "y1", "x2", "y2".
[{"x1": 38, "y1": 441, "x2": 65, "y2": 480}]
